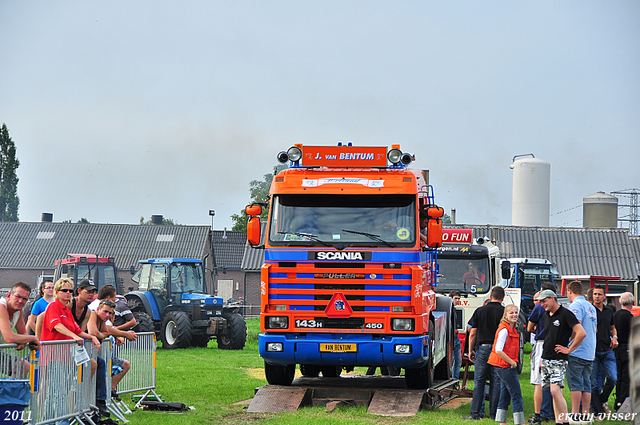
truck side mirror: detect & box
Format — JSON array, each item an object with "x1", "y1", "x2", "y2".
[
  {"x1": 247, "y1": 216, "x2": 261, "y2": 246},
  {"x1": 427, "y1": 219, "x2": 443, "y2": 248},
  {"x1": 245, "y1": 204, "x2": 262, "y2": 216},
  {"x1": 129, "y1": 266, "x2": 135, "y2": 275},
  {"x1": 501, "y1": 261, "x2": 511, "y2": 280}
]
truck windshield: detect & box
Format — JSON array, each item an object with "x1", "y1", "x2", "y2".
[
  {"x1": 510, "y1": 266, "x2": 561, "y2": 298},
  {"x1": 76, "y1": 264, "x2": 118, "y2": 289},
  {"x1": 170, "y1": 263, "x2": 204, "y2": 293},
  {"x1": 269, "y1": 194, "x2": 416, "y2": 247},
  {"x1": 435, "y1": 257, "x2": 491, "y2": 295}
]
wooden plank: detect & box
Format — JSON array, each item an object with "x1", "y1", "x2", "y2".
[
  {"x1": 367, "y1": 390, "x2": 425, "y2": 417},
  {"x1": 247, "y1": 386, "x2": 309, "y2": 413}
]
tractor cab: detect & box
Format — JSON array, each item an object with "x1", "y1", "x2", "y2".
[
  {"x1": 54, "y1": 254, "x2": 120, "y2": 293},
  {"x1": 131, "y1": 258, "x2": 223, "y2": 317},
  {"x1": 126, "y1": 257, "x2": 245, "y2": 349}
]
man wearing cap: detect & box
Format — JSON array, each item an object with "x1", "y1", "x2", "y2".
[
  {"x1": 527, "y1": 288, "x2": 555, "y2": 424},
  {"x1": 463, "y1": 286, "x2": 505, "y2": 421},
  {"x1": 566, "y1": 281, "x2": 597, "y2": 422},
  {"x1": 537, "y1": 289, "x2": 585, "y2": 425},
  {"x1": 72, "y1": 280, "x2": 98, "y2": 331},
  {"x1": 71, "y1": 280, "x2": 109, "y2": 417}
]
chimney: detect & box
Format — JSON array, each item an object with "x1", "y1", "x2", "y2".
[
  {"x1": 41, "y1": 213, "x2": 53, "y2": 223},
  {"x1": 451, "y1": 209, "x2": 456, "y2": 225},
  {"x1": 151, "y1": 215, "x2": 163, "y2": 225}
]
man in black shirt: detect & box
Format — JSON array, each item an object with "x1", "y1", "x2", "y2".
[
  {"x1": 462, "y1": 286, "x2": 504, "y2": 421},
  {"x1": 538, "y1": 289, "x2": 585, "y2": 425},
  {"x1": 613, "y1": 292, "x2": 634, "y2": 411},
  {"x1": 590, "y1": 285, "x2": 618, "y2": 415}
]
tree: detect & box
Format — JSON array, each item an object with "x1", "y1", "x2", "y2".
[
  {"x1": 139, "y1": 216, "x2": 178, "y2": 225},
  {"x1": 77, "y1": 218, "x2": 90, "y2": 224},
  {"x1": 231, "y1": 164, "x2": 287, "y2": 232},
  {"x1": 0, "y1": 123, "x2": 20, "y2": 222}
]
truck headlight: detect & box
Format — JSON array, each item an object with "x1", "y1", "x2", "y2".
[
  {"x1": 391, "y1": 318, "x2": 414, "y2": 331},
  {"x1": 394, "y1": 344, "x2": 412, "y2": 354},
  {"x1": 266, "y1": 316, "x2": 289, "y2": 329},
  {"x1": 266, "y1": 342, "x2": 284, "y2": 352}
]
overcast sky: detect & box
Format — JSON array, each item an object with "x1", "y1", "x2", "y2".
[{"x1": 1, "y1": 1, "x2": 638, "y2": 231}]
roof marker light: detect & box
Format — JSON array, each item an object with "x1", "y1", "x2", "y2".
[{"x1": 400, "y1": 152, "x2": 413, "y2": 165}]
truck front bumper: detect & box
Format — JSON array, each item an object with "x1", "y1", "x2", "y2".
[{"x1": 259, "y1": 333, "x2": 431, "y2": 369}]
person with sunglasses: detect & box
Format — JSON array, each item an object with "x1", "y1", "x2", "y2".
[
  {"x1": 40, "y1": 278, "x2": 100, "y2": 348},
  {"x1": 26, "y1": 280, "x2": 55, "y2": 335}
]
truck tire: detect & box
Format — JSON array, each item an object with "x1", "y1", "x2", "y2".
[
  {"x1": 300, "y1": 364, "x2": 320, "y2": 377},
  {"x1": 321, "y1": 366, "x2": 342, "y2": 378},
  {"x1": 191, "y1": 335, "x2": 209, "y2": 348},
  {"x1": 264, "y1": 361, "x2": 295, "y2": 386},
  {"x1": 218, "y1": 312, "x2": 247, "y2": 350},
  {"x1": 160, "y1": 311, "x2": 192, "y2": 349},
  {"x1": 132, "y1": 312, "x2": 154, "y2": 333},
  {"x1": 405, "y1": 319, "x2": 435, "y2": 389}
]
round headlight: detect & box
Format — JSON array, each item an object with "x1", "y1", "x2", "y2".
[
  {"x1": 400, "y1": 152, "x2": 413, "y2": 165},
  {"x1": 277, "y1": 151, "x2": 289, "y2": 163},
  {"x1": 387, "y1": 148, "x2": 402, "y2": 164},
  {"x1": 287, "y1": 146, "x2": 302, "y2": 162}
]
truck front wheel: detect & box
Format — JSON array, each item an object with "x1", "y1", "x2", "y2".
[
  {"x1": 160, "y1": 311, "x2": 192, "y2": 349},
  {"x1": 405, "y1": 319, "x2": 435, "y2": 389},
  {"x1": 264, "y1": 361, "x2": 295, "y2": 386}
]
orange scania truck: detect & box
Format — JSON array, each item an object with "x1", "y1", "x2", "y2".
[{"x1": 245, "y1": 143, "x2": 455, "y2": 389}]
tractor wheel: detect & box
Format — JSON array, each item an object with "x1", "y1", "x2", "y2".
[
  {"x1": 132, "y1": 312, "x2": 154, "y2": 333},
  {"x1": 264, "y1": 361, "x2": 295, "y2": 386},
  {"x1": 320, "y1": 366, "x2": 342, "y2": 378},
  {"x1": 191, "y1": 335, "x2": 210, "y2": 348},
  {"x1": 300, "y1": 364, "x2": 320, "y2": 377},
  {"x1": 405, "y1": 319, "x2": 435, "y2": 389},
  {"x1": 218, "y1": 312, "x2": 247, "y2": 350},
  {"x1": 160, "y1": 311, "x2": 192, "y2": 349}
]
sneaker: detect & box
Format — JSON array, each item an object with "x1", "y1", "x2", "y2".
[
  {"x1": 528, "y1": 416, "x2": 542, "y2": 424},
  {"x1": 111, "y1": 389, "x2": 122, "y2": 401},
  {"x1": 601, "y1": 403, "x2": 611, "y2": 414},
  {"x1": 462, "y1": 415, "x2": 481, "y2": 421}
]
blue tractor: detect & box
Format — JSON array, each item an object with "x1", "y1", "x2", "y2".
[{"x1": 125, "y1": 258, "x2": 246, "y2": 349}]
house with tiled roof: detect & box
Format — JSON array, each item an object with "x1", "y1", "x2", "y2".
[{"x1": 0, "y1": 219, "x2": 247, "y2": 302}]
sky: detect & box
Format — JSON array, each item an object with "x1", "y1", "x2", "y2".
[{"x1": 1, "y1": 1, "x2": 639, "y2": 231}]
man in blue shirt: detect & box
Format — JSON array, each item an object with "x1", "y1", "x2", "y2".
[{"x1": 566, "y1": 281, "x2": 597, "y2": 422}]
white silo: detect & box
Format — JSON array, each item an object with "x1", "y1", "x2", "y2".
[
  {"x1": 583, "y1": 191, "x2": 618, "y2": 228},
  {"x1": 510, "y1": 154, "x2": 550, "y2": 227}
]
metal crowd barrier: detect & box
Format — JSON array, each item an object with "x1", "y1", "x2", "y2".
[
  {"x1": 30, "y1": 340, "x2": 97, "y2": 425},
  {"x1": 1, "y1": 333, "x2": 159, "y2": 424},
  {"x1": 113, "y1": 332, "x2": 162, "y2": 408},
  {"x1": 0, "y1": 343, "x2": 30, "y2": 379}
]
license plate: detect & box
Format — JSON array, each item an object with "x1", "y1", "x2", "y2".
[{"x1": 320, "y1": 343, "x2": 357, "y2": 352}]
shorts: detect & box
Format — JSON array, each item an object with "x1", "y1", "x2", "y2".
[
  {"x1": 530, "y1": 340, "x2": 543, "y2": 385},
  {"x1": 111, "y1": 356, "x2": 125, "y2": 376},
  {"x1": 541, "y1": 358, "x2": 567, "y2": 389},
  {"x1": 566, "y1": 356, "x2": 593, "y2": 392}
]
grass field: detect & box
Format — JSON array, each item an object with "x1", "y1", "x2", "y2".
[{"x1": 118, "y1": 319, "x2": 628, "y2": 424}]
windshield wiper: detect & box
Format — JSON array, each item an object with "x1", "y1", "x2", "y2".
[
  {"x1": 277, "y1": 232, "x2": 333, "y2": 248},
  {"x1": 342, "y1": 229, "x2": 396, "y2": 247}
]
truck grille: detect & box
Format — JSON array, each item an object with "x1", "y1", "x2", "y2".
[
  {"x1": 267, "y1": 261, "x2": 412, "y2": 319},
  {"x1": 315, "y1": 317, "x2": 365, "y2": 329}
]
